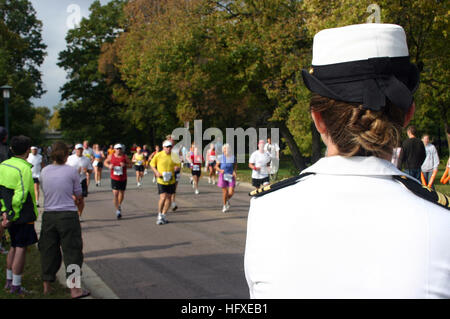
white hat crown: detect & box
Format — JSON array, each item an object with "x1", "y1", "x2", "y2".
[{"x1": 312, "y1": 24, "x2": 409, "y2": 66}]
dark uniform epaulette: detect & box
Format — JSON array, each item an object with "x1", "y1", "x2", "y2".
[
  {"x1": 393, "y1": 175, "x2": 450, "y2": 211},
  {"x1": 249, "y1": 172, "x2": 316, "y2": 198}
]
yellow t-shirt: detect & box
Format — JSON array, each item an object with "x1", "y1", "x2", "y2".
[
  {"x1": 134, "y1": 153, "x2": 145, "y2": 165},
  {"x1": 150, "y1": 151, "x2": 180, "y2": 185}
]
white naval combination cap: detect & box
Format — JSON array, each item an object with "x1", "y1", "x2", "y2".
[
  {"x1": 302, "y1": 23, "x2": 420, "y2": 112},
  {"x1": 75, "y1": 143, "x2": 83, "y2": 149}
]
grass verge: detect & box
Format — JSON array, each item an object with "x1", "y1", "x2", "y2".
[{"x1": 0, "y1": 233, "x2": 70, "y2": 299}]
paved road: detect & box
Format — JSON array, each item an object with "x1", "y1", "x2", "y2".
[{"x1": 78, "y1": 169, "x2": 252, "y2": 299}]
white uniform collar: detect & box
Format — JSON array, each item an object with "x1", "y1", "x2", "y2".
[{"x1": 302, "y1": 156, "x2": 404, "y2": 176}]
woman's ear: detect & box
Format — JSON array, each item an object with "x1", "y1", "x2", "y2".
[
  {"x1": 311, "y1": 111, "x2": 327, "y2": 135},
  {"x1": 403, "y1": 102, "x2": 415, "y2": 128}
]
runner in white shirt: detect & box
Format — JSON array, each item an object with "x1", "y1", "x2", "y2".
[
  {"x1": 82, "y1": 140, "x2": 94, "y2": 189},
  {"x1": 245, "y1": 24, "x2": 450, "y2": 298},
  {"x1": 27, "y1": 146, "x2": 44, "y2": 207},
  {"x1": 249, "y1": 140, "x2": 271, "y2": 189},
  {"x1": 264, "y1": 137, "x2": 280, "y2": 181},
  {"x1": 66, "y1": 144, "x2": 93, "y2": 220}
]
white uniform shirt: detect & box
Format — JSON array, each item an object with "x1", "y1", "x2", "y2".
[
  {"x1": 66, "y1": 154, "x2": 93, "y2": 182},
  {"x1": 421, "y1": 143, "x2": 439, "y2": 173},
  {"x1": 27, "y1": 153, "x2": 43, "y2": 178},
  {"x1": 245, "y1": 156, "x2": 450, "y2": 299},
  {"x1": 249, "y1": 150, "x2": 271, "y2": 179}
]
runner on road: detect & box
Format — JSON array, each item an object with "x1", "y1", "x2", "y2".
[
  {"x1": 206, "y1": 143, "x2": 217, "y2": 185},
  {"x1": 132, "y1": 146, "x2": 145, "y2": 187},
  {"x1": 66, "y1": 144, "x2": 93, "y2": 221},
  {"x1": 249, "y1": 140, "x2": 271, "y2": 189},
  {"x1": 104, "y1": 144, "x2": 132, "y2": 219},
  {"x1": 92, "y1": 144, "x2": 105, "y2": 187},
  {"x1": 142, "y1": 145, "x2": 151, "y2": 175},
  {"x1": 149, "y1": 145, "x2": 160, "y2": 183},
  {"x1": 150, "y1": 140, "x2": 180, "y2": 225},
  {"x1": 82, "y1": 140, "x2": 94, "y2": 189},
  {"x1": 27, "y1": 146, "x2": 45, "y2": 207},
  {"x1": 215, "y1": 144, "x2": 237, "y2": 213},
  {"x1": 190, "y1": 146, "x2": 204, "y2": 195}
]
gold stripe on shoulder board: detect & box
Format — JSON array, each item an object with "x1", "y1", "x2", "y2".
[
  {"x1": 436, "y1": 191, "x2": 450, "y2": 208},
  {"x1": 249, "y1": 173, "x2": 316, "y2": 198}
]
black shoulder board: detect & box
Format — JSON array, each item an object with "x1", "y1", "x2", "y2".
[
  {"x1": 249, "y1": 172, "x2": 315, "y2": 198},
  {"x1": 393, "y1": 175, "x2": 450, "y2": 211}
]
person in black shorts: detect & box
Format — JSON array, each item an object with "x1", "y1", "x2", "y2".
[
  {"x1": 190, "y1": 146, "x2": 203, "y2": 195},
  {"x1": 0, "y1": 135, "x2": 38, "y2": 295}
]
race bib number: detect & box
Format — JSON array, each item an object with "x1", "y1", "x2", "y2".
[
  {"x1": 224, "y1": 173, "x2": 233, "y2": 182},
  {"x1": 113, "y1": 166, "x2": 123, "y2": 176},
  {"x1": 93, "y1": 160, "x2": 99, "y2": 167},
  {"x1": 137, "y1": 161, "x2": 143, "y2": 166},
  {"x1": 209, "y1": 155, "x2": 216, "y2": 161},
  {"x1": 192, "y1": 164, "x2": 200, "y2": 171},
  {"x1": 162, "y1": 171, "x2": 172, "y2": 182}
]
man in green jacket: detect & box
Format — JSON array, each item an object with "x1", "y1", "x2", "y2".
[{"x1": 0, "y1": 135, "x2": 38, "y2": 295}]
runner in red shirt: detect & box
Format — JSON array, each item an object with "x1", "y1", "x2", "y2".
[
  {"x1": 190, "y1": 146, "x2": 204, "y2": 195},
  {"x1": 104, "y1": 144, "x2": 132, "y2": 219}
]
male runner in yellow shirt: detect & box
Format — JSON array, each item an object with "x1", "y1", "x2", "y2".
[{"x1": 150, "y1": 140, "x2": 180, "y2": 225}]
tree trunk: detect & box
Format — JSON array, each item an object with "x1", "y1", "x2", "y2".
[
  {"x1": 445, "y1": 123, "x2": 450, "y2": 157},
  {"x1": 278, "y1": 122, "x2": 306, "y2": 171},
  {"x1": 311, "y1": 120, "x2": 322, "y2": 163}
]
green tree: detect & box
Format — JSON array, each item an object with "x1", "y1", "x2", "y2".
[
  {"x1": 0, "y1": 0, "x2": 47, "y2": 139},
  {"x1": 302, "y1": 0, "x2": 449, "y2": 156},
  {"x1": 58, "y1": 0, "x2": 129, "y2": 146}
]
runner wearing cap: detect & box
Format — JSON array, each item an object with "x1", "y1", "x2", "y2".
[
  {"x1": 245, "y1": 24, "x2": 450, "y2": 298},
  {"x1": 27, "y1": 146, "x2": 45, "y2": 207},
  {"x1": 150, "y1": 140, "x2": 180, "y2": 225},
  {"x1": 66, "y1": 144, "x2": 93, "y2": 221},
  {"x1": 104, "y1": 144, "x2": 132, "y2": 219},
  {"x1": 132, "y1": 146, "x2": 145, "y2": 187}
]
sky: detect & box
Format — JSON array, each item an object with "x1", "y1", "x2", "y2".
[{"x1": 30, "y1": 0, "x2": 109, "y2": 111}]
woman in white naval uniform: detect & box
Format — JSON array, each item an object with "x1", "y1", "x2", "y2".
[{"x1": 244, "y1": 24, "x2": 450, "y2": 299}]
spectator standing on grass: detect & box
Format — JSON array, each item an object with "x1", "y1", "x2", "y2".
[
  {"x1": 420, "y1": 134, "x2": 439, "y2": 188},
  {"x1": 0, "y1": 135, "x2": 38, "y2": 295},
  {"x1": 398, "y1": 125, "x2": 426, "y2": 180},
  {"x1": 38, "y1": 141, "x2": 90, "y2": 299}
]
